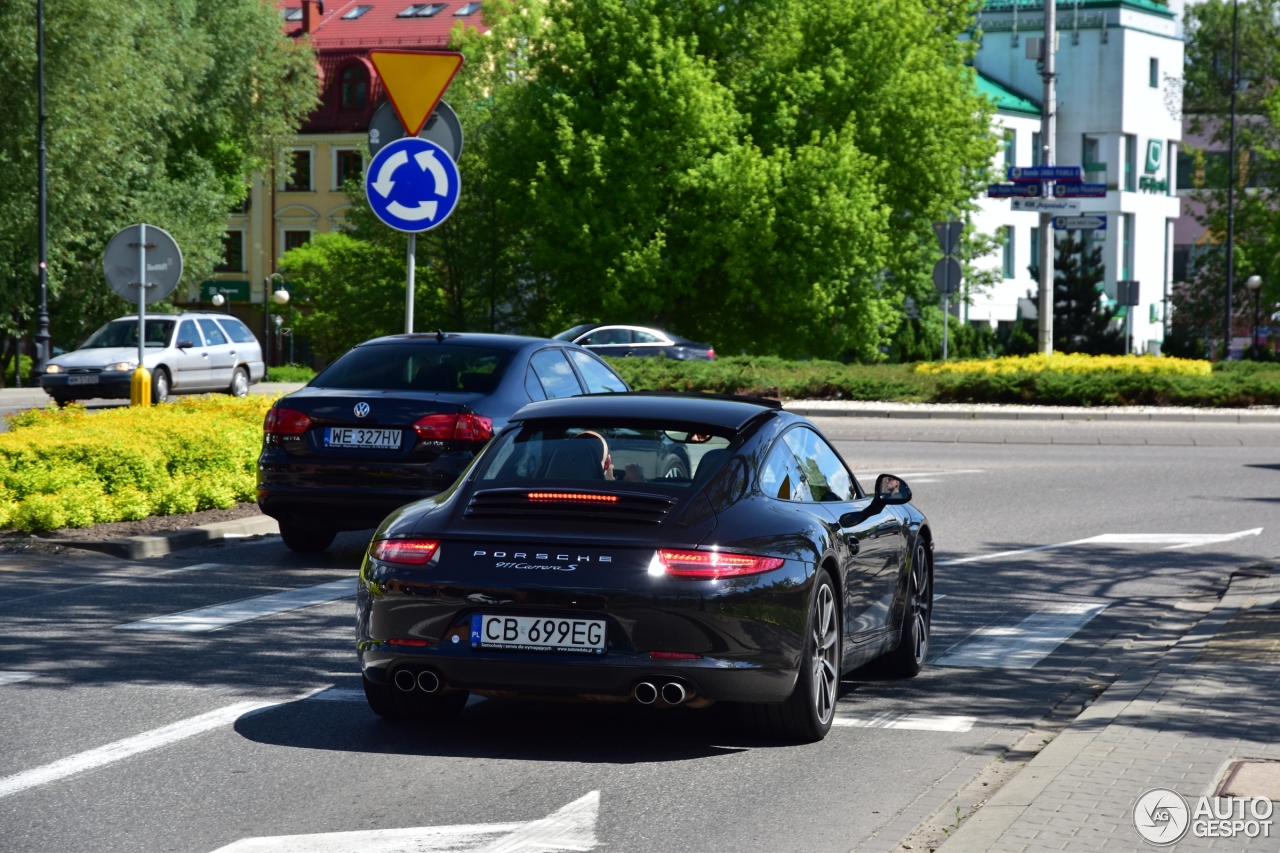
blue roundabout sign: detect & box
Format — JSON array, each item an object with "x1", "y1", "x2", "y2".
[{"x1": 365, "y1": 136, "x2": 461, "y2": 233}]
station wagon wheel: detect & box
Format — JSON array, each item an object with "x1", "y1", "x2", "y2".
[
  {"x1": 151, "y1": 367, "x2": 170, "y2": 405},
  {"x1": 229, "y1": 367, "x2": 249, "y2": 398}
]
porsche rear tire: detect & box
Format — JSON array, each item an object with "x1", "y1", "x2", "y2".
[{"x1": 740, "y1": 569, "x2": 839, "y2": 742}]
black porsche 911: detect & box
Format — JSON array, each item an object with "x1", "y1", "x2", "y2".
[{"x1": 357, "y1": 394, "x2": 933, "y2": 741}]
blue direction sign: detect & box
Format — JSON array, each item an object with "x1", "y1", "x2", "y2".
[
  {"x1": 365, "y1": 137, "x2": 461, "y2": 233},
  {"x1": 987, "y1": 183, "x2": 1041, "y2": 198},
  {"x1": 1006, "y1": 165, "x2": 1083, "y2": 183},
  {"x1": 1054, "y1": 182, "x2": 1108, "y2": 198}
]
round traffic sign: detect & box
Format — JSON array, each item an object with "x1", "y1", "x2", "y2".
[
  {"x1": 368, "y1": 99, "x2": 464, "y2": 162},
  {"x1": 365, "y1": 137, "x2": 461, "y2": 233},
  {"x1": 102, "y1": 224, "x2": 184, "y2": 304}
]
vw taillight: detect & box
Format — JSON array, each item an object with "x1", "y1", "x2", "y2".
[
  {"x1": 264, "y1": 407, "x2": 311, "y2": 436},
  {"x1": 413, "y1": 413, "x2": 493, "y2": 442},
  {"x1": 651, "y1": 549, "x2": 784, "y2": 579}
]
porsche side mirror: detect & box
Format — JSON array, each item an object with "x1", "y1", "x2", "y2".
[
  {"x1": 177, "y1": 339, "x2": 195, "y2": 349},
  {"x1": 875, "y1": 474, "x2": 912, "y2": 505}
]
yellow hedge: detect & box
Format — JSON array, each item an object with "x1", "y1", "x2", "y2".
[
  {"x1": 0, "y1": 395, "x2": 273, "y2": 532},
  {"x1": 914, "y1": 353, "x2": 1212, "y2": 378}
]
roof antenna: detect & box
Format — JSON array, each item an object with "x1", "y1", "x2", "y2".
[{"x1": 436, "y1": 328, "x2": 445, "y2": 343}]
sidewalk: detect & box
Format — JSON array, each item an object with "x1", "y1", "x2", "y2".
[
  {"x1": 936, "y1": 570, "x2": 1280, "y2": 852},
  {"x1": 784, "y1": 400, "x2": 1280, "y2": 423}
]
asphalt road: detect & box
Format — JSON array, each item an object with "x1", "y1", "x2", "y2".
[{"x1": 0, "y1": 417, "x2": 1276, "y2": 852}]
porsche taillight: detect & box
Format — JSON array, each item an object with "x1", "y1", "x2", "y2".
[
  {"x1": 370, "y1": 538, "x2": 441, "y2": 564},
  {"x1": 651, "y1": 549, "x2": 784, "y2": 579}
]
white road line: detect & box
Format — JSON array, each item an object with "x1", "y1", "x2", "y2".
[
  {"x1": 209, "y1": 791, "x2": 600, "y2": 853},
  {"x1": 832, "y1": 712, "x2": 976, "y2": 732},
  {"x1": 115, "y1": 578, "x2": 355, "y2": 633},
  {"x1": 934, "y1": 601, "x2": 1108, "y2": 669},
  {"x1": 0, "y1": 699, "x2": 277, "y2": 800},
  {"x1": 0, "y1": 671, "x2": 38, "y2": 686},
  {"x1": 0, "y1": 562, "x2": 226, "y2": 607},
  {"x1": 937, "y1": 528, "x2": 1263, "y2": 566}
]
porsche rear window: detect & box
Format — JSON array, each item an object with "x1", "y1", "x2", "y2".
[
  {"x1": 311, "y1": 343, "x2": 512, "y2": 392},
  {"x1": 478, "y1": 424, "x2": 739, "y2": 488}
]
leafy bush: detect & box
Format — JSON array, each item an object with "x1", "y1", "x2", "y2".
[
  {"x1": 0, "y1": 395, "x2": 271, "y2": 532},
  {"x1": 606, "y1": 356, "x2": 929, "y2": 400},
  {"x1": 916, "y1": 353, "x2": 1212, "y2": 378},
  {"x1": 267, "y1": 364, "x2": 316, "y2": 383},
  {"x1": 932, "y1": 369, "x2": 1280, "y2": 407}
]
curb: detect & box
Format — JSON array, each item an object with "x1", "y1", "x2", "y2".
[
  {"x1": 932, "y1": 570, "x2": 1280, "y2": 853},
  {"x1": 783, "y1": 403, "x2": 1280, "y2": 423},
  {"x1": 45, "y1": 515, "x2": 279, "y2": 559}
]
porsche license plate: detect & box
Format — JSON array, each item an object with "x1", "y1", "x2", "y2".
[
  {"x1": 471, "y1": 615, "x2": 606, "y2": 654},
  {"x1": 324, "y1": 427, "x2": 401, "y2": 449}
]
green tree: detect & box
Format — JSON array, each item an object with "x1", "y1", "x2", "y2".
[
  {"x1": 1052, "y1": 230, "x2": 1123, "y2": 354},
  {"x1": 1178, "y1": 0, "x2": 1280, "y2": 354},
  {"x1": 0, "y1": 0, "x2": 317, "y2": 368},
  {"x1": 474, "y1": 0, "x2": 995, "y2": 360}
]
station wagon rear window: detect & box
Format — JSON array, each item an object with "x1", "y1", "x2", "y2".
[
  {"x1": 311, "y1": 343, "x2": 513, "y2": 393},
  {"x1": 479, "y1": 423, "x2": 740, "y2": 488}
]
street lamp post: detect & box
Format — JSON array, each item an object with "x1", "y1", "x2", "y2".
[
  {"x1": 1246, "y1": 274, "x2": 1262, "y2": 357},
  {"x1": 264, "y1": 273, "x2": 284, "y2": 369},
  {"x1": 32, "y1": 0, "x2": 51, "y2": 378},
  {"x1": 1223, "y1": 0, "x2": 1241, "y2": 360}
]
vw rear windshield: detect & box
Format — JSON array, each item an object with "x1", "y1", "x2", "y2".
[
  {"x1": 312, "y1": 343, "x2": 513, "y2": 393},
  {"x1": 81, "y1": 319, "x2": 175, "y2": 349},
  {"x1": 478, "y1": 423, "x2": 741, "y2": 489}
]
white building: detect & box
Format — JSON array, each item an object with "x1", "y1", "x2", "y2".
[{"x1": 966, "y1": 0, "x2": 1183, "y2": 354}]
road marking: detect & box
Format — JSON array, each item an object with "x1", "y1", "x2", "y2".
[
  {"x1": 115, "y1": 578, "x2": 355, "y2": 633},
  {"x1": 832, "y1": 712, "x2": 976, "y2": 732},
  {"x1": 0, "y1": 562, "x2": 225, "y2": 607},
  {"x1": 853, "y1": 468, "x2": 983, "y2": 485},
  {"x1": 208, "y1": 791, "x2": 600, "y2": 853},
  {"x1": 0, "y1": 699, "x2": 278, "y2": 800},
  {"x1": 938, "y1": 528, "x2": 1263, "y2": 566},
  {"x1": 933, "y1": 601, "x2": 1108, "y2": 669},
  {"x1": 0, "y1": 671, "x2": 37, "y2": 686}
]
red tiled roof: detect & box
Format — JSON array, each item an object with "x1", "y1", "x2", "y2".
[
  {"x1": 278, "y1": 0, "x2": 486, "y2": 49},
  {"x1": 275, "y1": 0, "x2": 486, "y2": 134}
]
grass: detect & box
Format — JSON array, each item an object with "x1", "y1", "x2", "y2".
[{"x1": 267, "y1": 364, "x2": 316, "y2": 383}]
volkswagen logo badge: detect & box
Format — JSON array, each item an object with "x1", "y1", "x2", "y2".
[{"x1": 354, "y1": 402, "x2": 370, "y2": 418}]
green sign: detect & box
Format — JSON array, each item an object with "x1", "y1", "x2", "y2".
[
  {"x1": 200, "y1": 280, "x2": 250, "y2": 302},
  {"x1": 1145, "y1": 139, "x2": 1163, "y2": 173},
  {"x1": 1138, "y1": 176, "x2": 1168, "y2": 194}
]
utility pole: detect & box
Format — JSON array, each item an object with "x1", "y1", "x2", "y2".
[
  {"x1": 1038, "y1": 0, "x2": 1057, "y2": 354},
  {"x1": 1223, "y1": 0, "x2": 1240, "y2": 359},
  {"x1": 32, "y1": 0, "x2": 50, "y2": 378}
]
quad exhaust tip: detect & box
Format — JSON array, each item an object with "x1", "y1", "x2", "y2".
[
  {"x1": 660, "y1": 681, "x2": 687, "y2": 705},
  {"x1": 417, "y1": 670, "x2": 440, "y2": 693},
  {"x1": 393, "y1": 669, "x2": 442, "y2": 693},
  {"x1": 634, "y1": 682, "x2": 658, "y2": 705},
  {"x1": 393, "y1": 670, "x2": 417, "y2": 692}
]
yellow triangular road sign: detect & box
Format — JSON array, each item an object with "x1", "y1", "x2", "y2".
[{"x1": 370, "y1": 50, "x2": 464, "y2": 136}]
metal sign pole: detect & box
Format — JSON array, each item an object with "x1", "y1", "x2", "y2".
[
  {"x1": 137, "y1": 223, "x2": 146, "y2": 369},
  {"x1": 406, "y1": 233, "x2": 416, "y2": 335},
  {"x1": 1039, "y1": 0, "x2": 1057, "y2": 354},
  {"x1": 943, "y1": 293, "x2": 950, "y2": 360}
]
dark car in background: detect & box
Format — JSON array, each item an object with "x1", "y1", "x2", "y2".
[
  {"x1": 257, "y1": 332, "x2": 629, "y2": 553},
  {"x1": 356, "y1": 393, "x2": 933, "y2": 742},
  {"x1": 554, "y1": 324, "x2": 716, "y2": 361}
]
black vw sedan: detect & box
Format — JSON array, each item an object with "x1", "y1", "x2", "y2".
[
  {"x1": 357, "y1": 394, "x2": 934, "y2": 741},
  {"x1": 257, "y1": 333, "x2": 628, "y2": 552}
]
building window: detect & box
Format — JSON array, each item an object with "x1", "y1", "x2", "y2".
[
  {"x1": 284, "y1": 150, "x2": 312, "y2": 192},
  {"x1": 1082, "y1": 134, "x2": 1105, "y2": 184},
  {"x1": 1124, "y1": 135, "x2": 1137, "y2": 192},
  {"x1": 1149, "y1": 58, "x2": 1159, "y2": 88},
  {"x1": 1122, "y1": 214, "x2": 1134, "y2": 281},
  {"x1": 283, "y1": 7, "x2": 302, "y2": 21},
  {"x1": 1003, "y1": 129, "x2": 1016, "y2": 170},
  {"x1": 1002, "y1": 226, "x2": 1016, "y2": 279},
  {"x1": 455, "y1": 2, "x2": 482, "y2": 14},
  {"x1": 1031, "y1": 131, "x2": 1042, "y2": 167},
  {"x1": 215, "y1": 231, "x2": 244, "y2": 273},
  {"x1": 340, "y1": 65, "x2": 368, "y2": 110},
  {"x1": 342, "y1": 4, "x2": 372, "y2": 18},
  {"x1": 1030, "y1": 227, "x2": 1040, "y2": 277},
  {"x1": 283, "y1": 230, "x2": 311, "y2": 254},
  {"x1": 335, "y1": 149, "x2": 363, "y2": 188}
]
